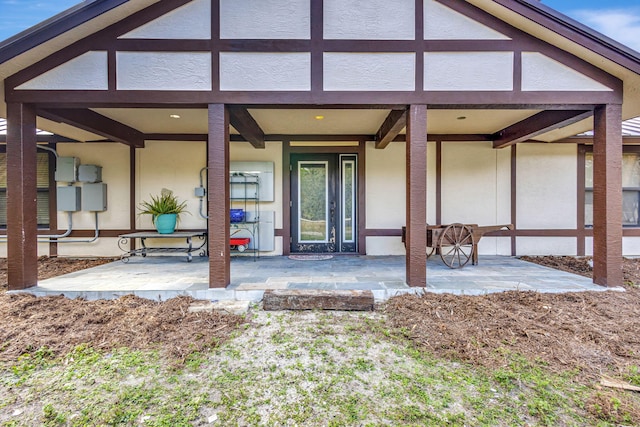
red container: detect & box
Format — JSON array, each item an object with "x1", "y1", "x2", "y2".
[{"x1": 230, "y1": 238, "x2": 250, "y2": 246}]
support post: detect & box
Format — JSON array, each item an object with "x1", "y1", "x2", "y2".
[
  {"x1": 208, "y1": 104, "x2": 230, "y2": 288},
  {"x1": 406, "y1": 105, "x2": 427, "y2": 287},
  {"x1": 6, "y1": 103, "x2": 38, "y2": 290},
  {"x1": 593, "y1": 104, "x2": 623, "y2": 287}
]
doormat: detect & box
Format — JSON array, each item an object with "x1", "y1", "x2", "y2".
[{"x1": 288, "y1": 255, "x2": 334, "y2": 261}]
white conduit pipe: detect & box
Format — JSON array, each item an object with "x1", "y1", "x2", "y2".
[
  {"x1": 0, "y1": 212, "x2": 100, "y2": 243},
  {"x1": 199, "y1": 167, "x2": 209, "y2": 219}
]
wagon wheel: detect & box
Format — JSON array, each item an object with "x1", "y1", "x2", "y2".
[
  {"x1": 426, "y1": 246, "x2": 436, "y2": 258},
  {"x1": 438, "y1": 223, "x2": 474, "y2": 269}
]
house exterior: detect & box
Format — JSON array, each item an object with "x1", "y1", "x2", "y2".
[{"x1": 1, "y1": 0, "x2": 640, "y2": 290}]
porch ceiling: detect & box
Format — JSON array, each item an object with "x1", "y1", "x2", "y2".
[{"x1": 83, "y1": 107, "x2": 542, "y2": 142}]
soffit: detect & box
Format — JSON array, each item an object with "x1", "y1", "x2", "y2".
[
  {"x1": 0, "y1": 0, "x2": 158, "y2": 125},
  {"x1": 91, "y1": 107, "x2": 540, "y2": 137},
  {"x1": 470, "y1": 0, "x2": 640, "y2": 137}
]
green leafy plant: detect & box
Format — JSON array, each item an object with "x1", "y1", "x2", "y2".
[{"x1": 138, "y1": 188, "x2": 189, "y2": 225}]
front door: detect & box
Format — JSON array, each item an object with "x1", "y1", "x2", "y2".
[{"x1": 291, "y1": 154, "x2": 357, "y2": 253}]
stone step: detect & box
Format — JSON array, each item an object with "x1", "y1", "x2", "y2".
[{"x1": 262, "y1": 289, "x2": 374, "y2": 311}]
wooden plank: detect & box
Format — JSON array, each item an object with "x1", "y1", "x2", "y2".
[
  {"x1": 375, "y1": 109, "x2": 407, "y2": 149},
  {"x1": 39, "y1": 108, "x2": 145, "y2": 148},
  {"x1": 263, "y1": 290, "x2": 374, "y2": 311},
  {"x1": 227, "y1": 106, "x2": 265, "y2": 149},
  {"x1": 492, "y1": 110, "x2": 592, "y2": 149}
]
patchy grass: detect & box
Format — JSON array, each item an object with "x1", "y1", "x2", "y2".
[{"x1": 2, "y1": 310, "x2": 637, "y2": 426}]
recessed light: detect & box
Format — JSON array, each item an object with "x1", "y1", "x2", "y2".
[
  {"x1": 457, "y1": 116, "x2": 467, "y2": 120},
  {"x1": 315, "y1": 115, "x2": 325, "y2": 120},
  {"x1": 170, "y1": 114, "x2": 181, "y2": 119}
]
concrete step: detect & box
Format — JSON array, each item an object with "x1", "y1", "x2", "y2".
[{"x1": 263, "y1": 289, "x2": 374, "y2": 311}]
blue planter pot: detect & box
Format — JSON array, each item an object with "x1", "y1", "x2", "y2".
[{"x1": 155, "y1": 214, "x2": 177, "y2": 234}]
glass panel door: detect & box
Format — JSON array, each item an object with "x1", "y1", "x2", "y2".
[
  {"x1": 298, "y1": 161, "x2": 329, "y2": 243},
  {"x1": 290, "y1": 153, "x2": 358, "y2": 253},
  {"x1": 340, "y1": 155, "x2": 357, "y2": 252}
]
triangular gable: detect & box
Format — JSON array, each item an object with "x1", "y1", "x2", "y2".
[
  {"x1": 119, "y1": 0, "x2": 211, "y2": 40},
  {"x1": 522, "y1": 53, "x2": 612, "y2": 92},
  {"x1": 16, "y1": 51, "x2": 107, "y2": 90},
  {"x1": 425, "y1": 0, "x2": 510, "y2": 40},
  {"x1": 5, "y1": 0, "x2": 621, "y2": 98}
]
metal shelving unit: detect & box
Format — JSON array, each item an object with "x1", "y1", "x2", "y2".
[{"x1": 230, "y1": 172, "x2": 260, "y2": 260}]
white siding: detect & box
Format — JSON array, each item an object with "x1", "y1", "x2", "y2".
[
  {"x1": 324, "y1": 0, "x2": 415, "y2": 40},
  {"x1": 366, "y1": 141, "x2": 406, "y2": 229},
  {"x1": 117, "y1": 52, "x2": 212, "y2": 91},
  {"x1": 17, "y1": 51, "x2": 108, "y2": 91},
  {"x1": 516, "y1": 144, "x2": 577, "y2": 229},
  {"x1": 424, "y1": 52, "x2": 513, "y2": 91},
  {"x1": 220, "y1": 0, "x2": 310, "y2": 39},
  {"x1": 517, "y1": 237, "x2": 576, "y2": 256},
  {"x1": 424, "y1": 0, "x2": 510, "y2": 40},
  {"x1": 522, "y1": 52, "x2": 613, "y2": 92},
  {"x1": 324, "y1": 53, "x2": 415, "y2": 91},
  {"x1": 220, "y1": 52, "x2": 311, "y2": 91},
  {"x1": 119, "y1": 0, "x2": 211, "y2": 40}
]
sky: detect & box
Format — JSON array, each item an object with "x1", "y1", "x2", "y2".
[{"x1": 0, "y1": 0, "x2": 639, "y2": 51}]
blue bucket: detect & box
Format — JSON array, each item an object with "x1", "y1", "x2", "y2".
[{"x1": 230, "y1": 209, "x2": 245, "y2": 223}]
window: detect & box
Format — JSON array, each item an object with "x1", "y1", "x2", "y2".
[
  {"x1": 0, "y1": 152, "x2": 50, "y2": 228},
  {"x1": 585, "y1": 152, "x2": 640, "y2": 226}
]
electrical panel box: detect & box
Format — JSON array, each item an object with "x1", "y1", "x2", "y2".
[
  {"x1": 57, "y1": 186, "x2": 81, "y2": 212},
  {"x1": 194, "y1": 186, "x2": 206, "y2": 197},
  {"x1": 82, "y1": 183, "x2": 107, "y2": 212},
  {"x1": 78, "y1": 165, "x2": 102, "y2": 183},
  {"x1": 55, "y1": 157, "x2": 79, "y2": 182}
]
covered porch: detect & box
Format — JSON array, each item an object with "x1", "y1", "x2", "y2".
[
  {"x1": 2, "y1": 0, "x2": 639, "y2": 292},
  {"x1": 21, "y1": 255, "x2": 610, "y2": 303}
]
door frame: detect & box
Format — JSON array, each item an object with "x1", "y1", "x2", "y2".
[{"x1": 283, "y1": 141, "x2": 366, "y2": 255}]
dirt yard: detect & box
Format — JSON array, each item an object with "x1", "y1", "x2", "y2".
[{"x1": 1, "y1": 256, "x2": 640, "y2": 424}]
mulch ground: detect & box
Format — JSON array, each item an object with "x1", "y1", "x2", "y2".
[
  {"x1": 386, "y1": 256, "x2": 640, "y2": 382},
  {"x1": 1, "y1": 255, "x2": 639, "y2": 378},
  {"x1": 0, "y1": 257, "x2": 245, "y2": 362}
]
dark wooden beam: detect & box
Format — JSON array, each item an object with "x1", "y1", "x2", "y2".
[
  {"x1": 406, "y1": 105, "x2": 428, "y2": 288},
  {"x1": 492, "y1": 110, "x2": 593, "y2": 149},
  {"x1": 38, "y1": 108, "x2": 145, "y2": 148},
  {"x1": 227, "y1": 106, "x2": 265, "y2": 149},
  {"x1": 375, "y1": 109, "x2": 407, "y2": 149},
  {"x1": 6, "y1": 103, "x2": 38, "y2": 290},
  {"x1": 592, "y1": 104, "x2": 623, "y2": 287},
  {"x1": 208, "y1": 104, "x2": 230, "y2": 288}
]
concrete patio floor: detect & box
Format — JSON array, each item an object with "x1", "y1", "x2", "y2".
[{"x1": 18, "y1": 255, "x2": 620, "y2": 303}]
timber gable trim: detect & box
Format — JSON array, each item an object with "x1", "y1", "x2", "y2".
[{"x1": 3, "y1": 0, "x2": 623, "y2": 106}]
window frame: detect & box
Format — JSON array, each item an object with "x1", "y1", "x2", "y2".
[
  {"x1": 0, "y1": 148, "x2": 54, "y2": 230},
  {"x1": 582, "y1": 145, "x2": 640, "y2": 228}
]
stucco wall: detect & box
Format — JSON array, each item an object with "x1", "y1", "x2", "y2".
[
  {"x1": 442, "y1": 142, "x2": 511, "y2": 256},
  {"x1": 516, "y1": 144, "x2": 577, "y2": 230},
  {"x1": 55, "y1": 143, "x2": 131, "y2": 256},
  {"x1": 365, "y1": 141, "x2": 437, "y2": 256}
]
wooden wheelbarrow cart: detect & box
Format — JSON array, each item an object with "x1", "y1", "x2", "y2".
[{"x1": 402, "y1": 223, "x2": 513, "y2": 269}]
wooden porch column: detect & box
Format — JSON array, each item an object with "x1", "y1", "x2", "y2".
[
  {"x1": 6, "y1": 103, "x2": 38, "y2": 290},
  {"x1": 406, "y1": 105, "x2": 427, "y2": 287},
  {"x1": 207, "y1": 104, "x2": 230, "y2": 288},
  {"x1": 593, "y1": 104, "x2": 623, "y2": 287}
]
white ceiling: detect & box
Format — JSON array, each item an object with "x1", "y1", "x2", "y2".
[{"x1": 86, "y1": 107, "x2": 541, "y2": 141}]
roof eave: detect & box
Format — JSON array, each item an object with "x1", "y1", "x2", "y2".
[
  {"x1": 0, "y1": 0, "x2": 130, "y2": 64},
  {"x1": 493, "y1": 0, "x2": 640, "y2": 74}
]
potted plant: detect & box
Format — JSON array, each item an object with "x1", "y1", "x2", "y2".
[{"x1": 139, "y1": 188, "x2": 189, "y2": 234}]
